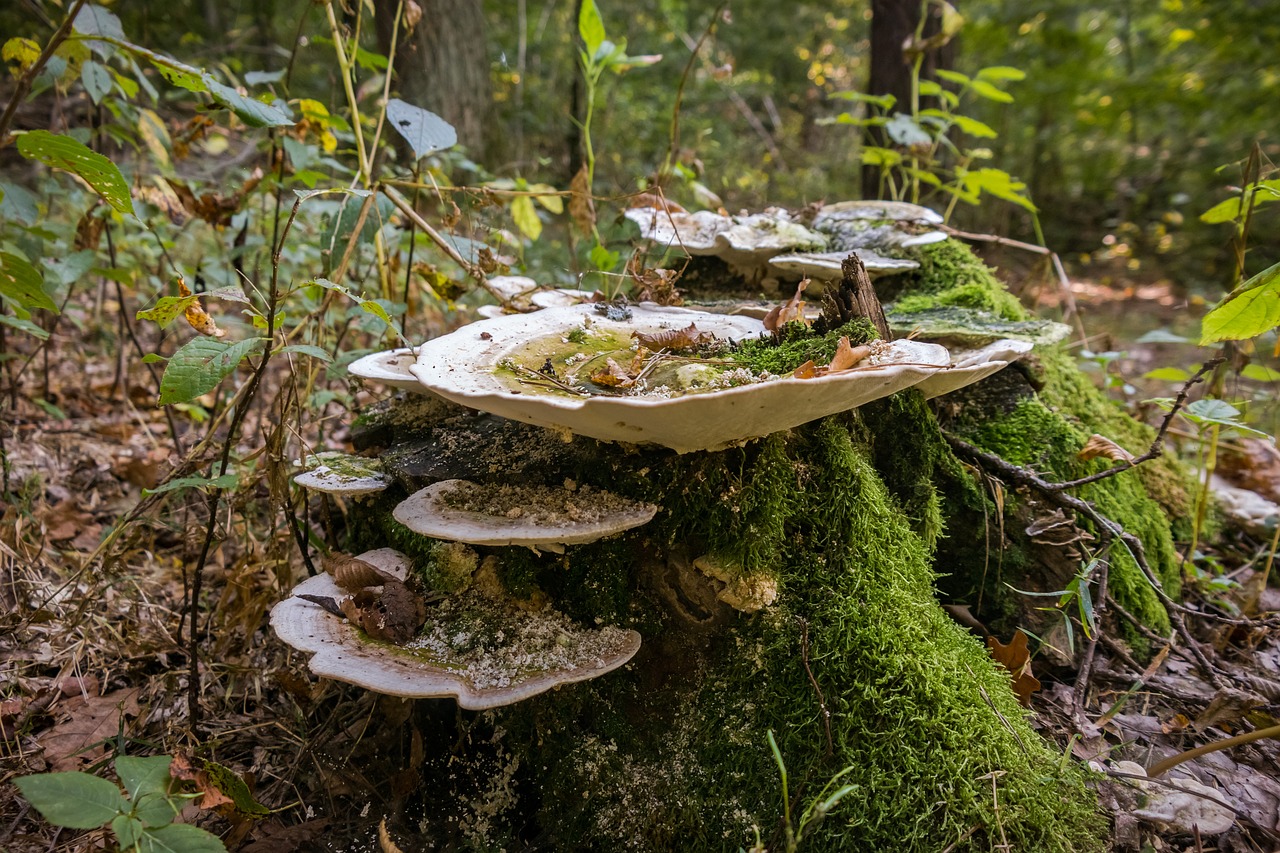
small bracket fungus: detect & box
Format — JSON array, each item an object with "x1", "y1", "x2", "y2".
[
  {"x1": 294, "y1": 452, "x2": 391, "y2": 498},
  {"x1": 915, "y1": 338, "x2": 1034, "y2": 400},
  {"x1": 270, "y1": 548, "x2": 643, "y2": 708},
  {"x1": 768, "y1": 249, "x2": 920, "y2": 281},
  {"x1": 887, "y1": 306, "x2": 1072, "y2": 347},
  {"x1": 625, "y1": 206, "x2": 827, "y2": 278},
  {"x1": 393, "y1": 479, "x2": 659, "y2": 552},
  {"x1": 813, "y1": 200, "x2": 948, "y2": 252},
  {"x1": 409, "y1": 303, "x2": 952, "y2": 452},
  {"x1": 349, "y1": 347, "x2": 431, "y2": 394}
]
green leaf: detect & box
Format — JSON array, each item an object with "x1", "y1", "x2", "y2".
[
  {"x1": 15, "y1": 772, "x2": 128, "y2": 829},
  {"x1": 384, "y1": 99, "x2": 457, "y2": 159},
  {"x1": 0, "y1": 179, "x2": 40, "y2": 224},
  {"x1": 976, "y1": 65, "x2": 1026, "y2": 83},
  {"x1": 1143, "y1": 367, "x2": 1191, "y2": 381},
  {"x1": 357, "y1": 299, "x2": 397, "y2": 332},
  {"x1": 136, "y1": 822, "x2": 228, "y2": 853},
  {"x1": 202, "y1": 761, "x2": 270, "y2": 818},
  {"x1": 0, "y1": 313, "x2": 50, "y2": 339},
  {"x1": 1178, "y1": 398, "x2": 1268, "y2": 437},
  {"x1": 1199, "y1": 262, "x2": 1280, "y2": 344},
  {"x1": 1199, "y1": 181, "x2": 1280, "y2": 224},
  {"x1": 1241, "y1": 363, "x2": 1280, "y2": 382},
  {"x1": 141, "y1": 473, "x2": 238, "y2": 497},
  {"x1": 829, "y1": 90, "x2": 896, "y2": 110},
  {"x1": 0, "y1": 252, "x2": 55, "y2": 312},
  {"x1": 578, "y1": 0, "x2": 606, "y2": 57},
  {"x1": 72, "y1": 4, "x2": 125, "y2": 58},
  {"x1": 860, "y1": 146, "x2": 902, "y2": 167},
  {"x1": 112, "y1": 814, "x2": 145, "y2": 850},
  {"x1": 968, "y1": 79, "x2": 1014, "y2": 103},
  {"x1": 205, "y1": 78, "x2": 293, "y2": 128},
  {"x1": 928, "y1": 110, "x2": 996, "y2": 139},
  {"x1": 589, "y1": 241, "x2": 619, "y2": 271},
  {"x1": 510, "y1": 195, "x2": 542, "y2": 241},
  {"x1": 158, "y1": 337, "x2": 263, "y2": 405},
  {"x1": 34, "y1": 398, "x2": 67, "y2": 420},
  {"x1": 137, "y1": 295, "x2": 199, "y2": 328},
  {"x1": 17, "y1": 131, "x2": 135, "y2": 216},
  {"x1": 3, "y1": 37, "x2": 41, "y2": 72},
  {"x1": 276, "y1": 344, "x2": 332, "y2": 363},
  {"x1": 81, "y1": 59, "x2": 113, "y2": 104},
  {"x1": 961, "y1": 168, "x2": 1036, "y2": 212},
  {"x1": 934, "y1": 69, "x2": 971, "y2": 87},
  {"x1": 116, "y1": 756, "x2": 173, "y2": 804}
]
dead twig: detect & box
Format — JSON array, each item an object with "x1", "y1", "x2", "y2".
[{"x1": 798, "y1": 618, "x2": 833, "y2": 757}]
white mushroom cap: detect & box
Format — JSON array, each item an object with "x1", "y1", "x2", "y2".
[
  {"x1": 814, "y1": 200, "x2": 944, "y2": 224},
  {"x1": 349, "y1": 348, "x2": 433, "y2": 394},
  {"x1": 625, "y1": 207, "x2": 827, "y2": 271},
  {"x1": 270, "y1": 548, "x2": 642, "y2": 708},
  {"x1": 813, "y1": 201, "x2": 948, "y2": 250},
  {"x1": 768, "y1": 250, "x2": 919, "y2": 280},
  {"x1": 487, "y1": 275, "x2": 541, "y2": 303},
  {"x1": 294, "y1": 452, "x2": 391, "y2": 497},
  {"x1": 393, "y1": 479, "x2": 659, "y2": 549},
  {"x1": 410, "y1": 303, "x2": 951, "y2": 453},
  {"x1": 914, "y1": 338, "x2": 1034, "y2": 400}
]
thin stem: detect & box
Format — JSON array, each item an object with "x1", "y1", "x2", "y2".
[{"x1": 0, "y1": 0, "x2": 89, "y2": 145}]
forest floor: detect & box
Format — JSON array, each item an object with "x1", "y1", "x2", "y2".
[{"x1": 1, "y1": 269, "x2": 1279, "y2": 852}]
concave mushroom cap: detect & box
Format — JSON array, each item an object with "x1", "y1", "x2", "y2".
[
  {"x1": 815, "y1": 200, "x2": 944, "y2": 224},
  {"x1": 814, "y1": 200, "x2": 948, "y2": 251},
  {"x1": 349, "y1": 347, "x2": 433, "y2": 394},
  {"x1": 886, "y1": 307, "x2": 1073, "y2": 347},
  {"x1": 914, "y1": 338, "x2": 1034, "y2": 400},
  {"x1": 625, "y1": 207, "x2": 827, "y2": 271},
  {"x1": 410, "y1": 303, "x2": 951, "y2": 453},
  {"x1": 393, "y1": 479, "x2": 658, "y2": 548},
  {"x1": 294, "y1": 452, "x2": 391, "y2": 496},
  {"x1": 270, "y1": 548, "x2": 643, "y2": 708},
  {"x1": 768, "y1": 249, "x2": 919, "y2": 280}
]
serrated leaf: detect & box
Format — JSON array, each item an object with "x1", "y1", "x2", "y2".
[
  {"x1": 384, "y1": 99, "x2": 457, "y2": 159},
  {"x1": 136, "y1": 822, "x2": 228, "y2": 853},
  {"x1": 158, "y1": 337, "x2": 263, "y2": 405},
  {"x1": 510, "y1": 195, "x2": 542, "y2": 240},
  {"x1": 0, "y1": 252, "x2": 55, "y2": 312},
  {"x1": 137, "y1": 295, "x2": 199, "y2": 328},
  {"x1": 277, "y1": 344, "x2": 332, "y2": 363},
  {"x1": 1200, "y1": 262, "x2": 1280, "y2": 344},
  {"x1": 579, "y1": 0, "x2": 606, "y2": 56},
  {"x1": 17, "y1": 131, "x2": 135, "y2": 216},
  {"x1": 141, "y1": 473, "x2": 238, "y2": 497},
  {"x1": 15, "y1": 772, "x2": 128, "y2": 829}
]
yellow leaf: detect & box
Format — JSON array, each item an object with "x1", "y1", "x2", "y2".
[
  {"x1": 177, "y1": 278, "x2": 225, "y2": 338},
  {"x1": 510, "y1": 195, "x2": 542, "y2": 241}
]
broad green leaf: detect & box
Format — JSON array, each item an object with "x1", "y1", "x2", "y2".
[
  {"x1": 1241, "y1": 363, "x2": 1280, "y2": 382},
  {"x1": 969, "y1": 79, "x2": 1014, "y2": 103},
  {"x1": 136, "y1": 822, "x2": 228, "y2": 853},
  {"x1": 0, "y1": 313, "x2": 50, "y2": 339},
  {"x1": 962, "y1": 168, "x2": 1036, "y2": 212},
  {"x1": 115, "y1": 756, "x2": 173, "y2": 804},
  {"x1": 1200, "y1": 262, "x2": 1280, "y2": 344},
  {"x1": 1199, "y1": 181, "x2": 1280, "y2": 224},
  {"x1": 81, "y1": 59, "x2": 112, "y2": 104},
  {"x1": 385, "y1": 99, "x2": 457, "y2": 159},
  {"x1": 528, "y1": 184, "x2": 564, "y2": 214},
  {"x1": 203, "y1": 761, "x2": 269, "y2": 818},
  {"x1": 72, "y1": 4, "x2": 125, "y2": 58},
  {"x1": 0, "y1": 252, "x2": 55, "y2": 312},
  {"x1": 136, "y1": 295, "x2": 198, "y2": 328},
  {"x1": 277, "y1": 344, "x2": 332, "y2": 363},
  {"x1": 589, "y1": 241, "x2": 619, "y2": 271},
  {"x1": 1178, "y1": 398, "x2": 1267, "y2": 436},
  {"x1": 510, "y1": 195, "x2": 542, "y2": 240},
  {"x1": 976, "y1": 65, "x2": 1026, "y2": 83},
  {"x1": 206, "y1": 78, "x2": 292, "y2": 128},
  {"x1": 3, "y1": 37, "x2": 41, "y2": 71},
  {"x1": 860, "y1": 146, "x2": 902, "y2": 167},
  {"x1": 17, "y1": 131, "x2": 135, "y2": 216},
  {"x1": 151, "y1": 59, "x2": 206, "y2": 92},
  {"x1": 244, "y1": 69, "x2": 284, "y2": 86},
  {"x1": 112, "y1": 814, "x2": 144, "y2": 849},
  {"x1": 829, "y1": 90, "x2": 896, "y2": 110},
  {"x1": 578, "y1": 0, "x2": 606, "y2": 57},
  {"x1": 358, "y1": 299, "x2": 397, "y2": 332},
  {"x1": 158, "y1": 336, "x2": 263, "y2": 405},
  {"x1": 141, "y1": 473, "x2": 238, "y2": 497},
  {"x1": 937, "y1": 111, "x2": 997, "y2": 139},
  {"x1": 934, "y1": 69, "x2": 971, "y2": 87},
  {"x1": 15, "y1": 772, "x2": 128, "y2": 829},
  {"x1": 0, "y1": 179, "x2": 40, "y2": 224},
  {"x1": 1143, "y1": 367, "x2": 1191, "y2": 381}
]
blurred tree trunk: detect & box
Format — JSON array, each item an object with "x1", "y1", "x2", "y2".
[
  {"x1": 373, "y1": 0, "x2": 491, "y2": 154},
  {"x1": 862, "y1": 0, "x2": 956, "y2": 199}
]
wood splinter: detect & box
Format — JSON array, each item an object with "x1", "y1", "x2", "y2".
[{"x1": 817, "y1": 251, "x2": 891, "y2": 340}]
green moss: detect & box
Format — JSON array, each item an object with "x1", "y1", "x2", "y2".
[
  {"x1": 888, "y1": 239, "x2": 1026, "y2": 321},
  {"x1": 734, "y1": 318, "x2": 877, "y2": 376}
]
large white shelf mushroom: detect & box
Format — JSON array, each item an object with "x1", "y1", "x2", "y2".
[
  {"x1": 294, "y1": 452, "x2": 391, "y2": 497},
  {"x1": 394, "y1": 479, "x2": 659, "y2": 551},
  {"x1": 625, "y1": 207, "x2": 827, "y2": 275},
  {"x1": 409, "y1": 303, "x2": 952, "y2": 453},
  {"x1": 270, "y1": 548, "x2": 642, "y2": 709},
  {"x1": 813, "y1": 200, "x2": 948, "y2": 250},
  {"x1": 768, "y1": 249, "x2": 919, "y2": 281},
  {"x1": 914, "y1": 339, "x2": 1034, "y2": 400},
  {"x1": 349, "y1": 347, "x2": 430, "y2": 394}
]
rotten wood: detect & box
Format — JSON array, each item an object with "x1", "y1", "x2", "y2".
[{"x1": 819, "y1": 252, "x2": 891, "y2": 340}]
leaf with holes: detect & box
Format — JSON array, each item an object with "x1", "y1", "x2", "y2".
[
  {"x1": 158, "y1": 337, "x2": 263, "y2": 405},
  {"x1": 17, "y1": 131, "x2": 134, "y2": 216},
  {"x1": 0, "y1": 252, "x2": 55, "y2": 312},
  {"x1": 136, "y1": 295, "x2": 199, "y2": 329},
  {"x1": 385, "y1": 99, "x2": 456, "y2": 159}
]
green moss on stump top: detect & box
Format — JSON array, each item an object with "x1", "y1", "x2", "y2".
[{"x1": 888, "y1": 239, "x2": 1026, "y2": 320}]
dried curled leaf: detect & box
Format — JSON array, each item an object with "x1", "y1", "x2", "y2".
[
  {"x1": 828, "y1": 336, "x2": 871, "y2": 373},
  {"x1": 627, "y1": 251, "x2": 682, "y2": 306},
  {"x1": 792, "y1": 360, "x2": 818, "y2": 379},
  {"x1": 986, "y1": 629, "x2": 1042, "y2": 707},
  {"x1": 589, "y1": 357, "x2": 635, "y2": 388},
  {"x1": 568, "y1": 164, "x2": 596, "y2": 234},
  {"x1": 324, "y1": 552, "x2": 395, "y2": 590},
  {"x1": 1078, "y1": 433, "x2": 1136, "y2": 464},
  {"x1": 177, "y1": 277, "x2": 224, "y2": 338},
  {"x1": 763, "y1": 278, "x2": 810, "y2": 333},
  {"x1": 340, "y1": 579, "x2": 427, "y2": 644},
  {"x1": 632, "y1": 322, "x2": 714, "y2": 352}
]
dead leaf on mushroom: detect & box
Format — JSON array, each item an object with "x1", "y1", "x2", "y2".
[
  {"x1": 589, "y1": 357, "x2": 636, "y2": 388},
  {"x1": 632, "y1": 322, "x2": 715, "y2": 352},
  {"x1": 986, "y1": 629, "x2": 1042, "y2": 707},
  {"x1": 1078, "y1": 434, "x2": 1136, "y2": 464},
  {"x1": 763, "y1": 278, "x2": 810, "y2": 333},
  {"x1": 340, "y1": 580, "x2": 427, "y2": 644},
  {"x1": 323, "y1": 552, "x2": 395, "y2": 590},
  {"x1": 828, "y1": 336, "x2": 872, "y2": 373}
]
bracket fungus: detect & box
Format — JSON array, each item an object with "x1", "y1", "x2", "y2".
[
  {"x1": 270, "y1": 548, "x2": 642, "y2": 709},
  {"x1": 768, "y1": 248, "x2": 919, "y2": 281},
  {"x1": 812, "y1": 200, "x2": 948, "y2": 251},
  {"x1": 625, "y1": 206, "x2": 826, "y2": 278},
  {"x1": 294, "y1": 452, "x2": 391, "y2": 498},
  {"x1": 393, "y1": 479, "x2": 659, "y2": 552},
  {"x1": 915, "y1": 338, "x2": 1034, "y2": 400},
  {"x1": 409, "y1": 303, "x2": 952, "y2": 452},
  {"x1": 349, "y1": 347, "x2": 430, "y2": 394}
]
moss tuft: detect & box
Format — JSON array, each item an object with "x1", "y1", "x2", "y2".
[
  {"x1": 887, "y1": 239, "x2": 1026, "y2": 321},
  {"x1": 734, "y1": 318, "x2": 877, "y2": 376}
]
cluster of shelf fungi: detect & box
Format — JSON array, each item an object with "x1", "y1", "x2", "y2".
[{"x1": 269, "y1": 201, "x2": 1120, "y2": 850}]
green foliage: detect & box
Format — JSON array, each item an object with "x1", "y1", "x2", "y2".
[
  {"x1": 16, "y1": 130, "x2": 135, "y2": 216},
  {"x1": 734, "y1": 318, "x2": 878, "y2": 375},
  {"x1": 157, "y1": 337, "x2": 264, "y2": 406},
  {"x1": 15, "y1": 756, "x2": 225, "y2": 853},
  {"x1": 1199, "y1": 261, "x2": 1280, "y2": 345}
]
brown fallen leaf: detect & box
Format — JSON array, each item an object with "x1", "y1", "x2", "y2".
[
  {"x1": 323, "y1": 552, "x2": 396, "y2": 591},
  {"x1": 341, "y1": 580, "x2": 427, "y2": 644},
  {"x1": 827, "y1": 336, "x2": 871, "y2": 373},
  {"x1": 986, "y1": 630, "x2": 1042, "y2": 708},
  {"x1": 632, "y1": 322, "x2": 716, "y2": 353},
  {"x1": 763, "y1": 279, "x2": 810, "y2": 333},
  {"x1": 792, "y1": 360, "x2": 818, "y2": 379},
  {"x1": 171, "y1": 752, "x2": 236, "y2": 813},
  {"x1": 589, "y1": 357, "x2": 636, "y2": 388},
  {"x1": 38, "y1": 498, "x2": 93, "y2": 542},
  {"x1": 177, "y1": 277, "x2": 225, "y2": 338},
  {"x1": 39, "y1": 687, "x2": 141, "y2": 771},
  {"x1": 568, "y1": 164, "x2": 596, "y2": 234},
  {"x1": 1077, "y1": 434, "x2": 1136, "y2": 464},
  {"x1": 239, "y1": 817, "x2": 331, "y2": 853}
]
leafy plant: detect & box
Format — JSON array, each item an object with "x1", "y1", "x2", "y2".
[{"x1": 15, "y1": 755, "x2": 225, "y2": 852}]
